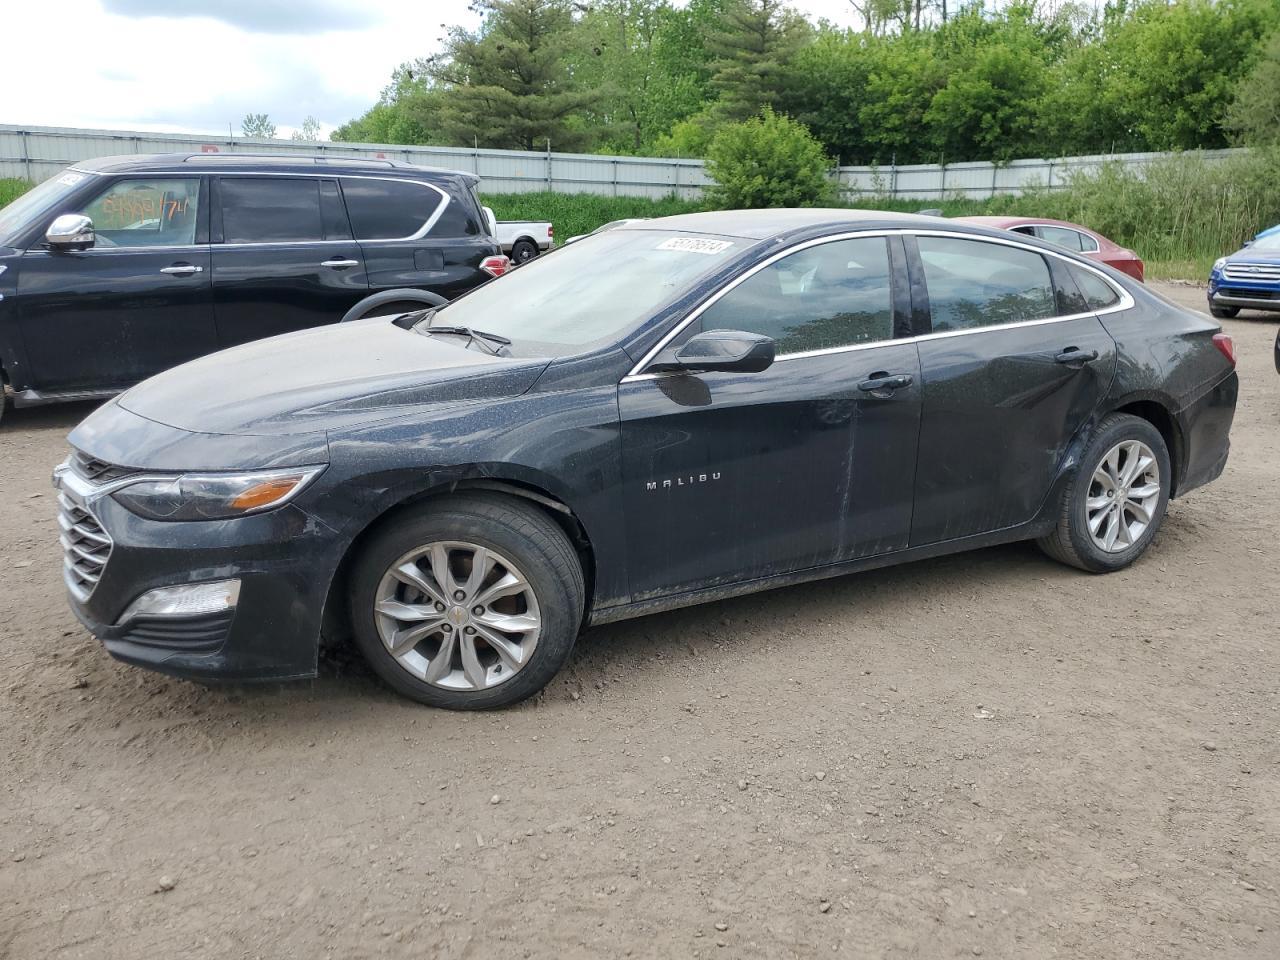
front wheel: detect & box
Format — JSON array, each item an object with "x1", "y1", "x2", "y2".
[
  {"x1": 349, "y1": 494, "x2": 584, "y2": 709},
  {"x1": 1210, "y1": 304, "x2": 1239, "y2": 319},
  {"x1": 1037, "y1": 413, "x2": 1171, "y2": 573}
]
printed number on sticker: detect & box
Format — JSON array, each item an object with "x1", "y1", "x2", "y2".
[{"x1": 656, "y1": 237, "x2": 733, "y2": 255}]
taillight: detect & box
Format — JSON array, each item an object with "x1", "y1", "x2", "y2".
[
  {"x1": 1213, "y1": 333, "x2": 1236, "y2": 366},
  {"x1": 547, "y1": 225, "x2": 554, "y2": 238},
  {"x1": 480, "y1": 255, "x2": 510, "y2": 279}
]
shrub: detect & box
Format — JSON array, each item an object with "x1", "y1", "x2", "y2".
[
  {"x1": 704, "y1": 107, "x2": 834, "y2": 209},
  {"x1": 0, "y1": 178, "x2": 32, "y2": 209}
]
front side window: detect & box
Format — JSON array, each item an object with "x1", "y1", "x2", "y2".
[
  {"x1": 81, "y1": 178, "x2": 200, "y2": 247},
  {"x1": 917, "y1": 236, "x2": 1056, "y2": 332},
  {"x1": 697, "y1": 237, "x2": 895, "y2": 354},
  {"x1": 341, "y1": 178, "x2": 442, "y2": 240},
  {"x1": 221, "y1": 178, "x2": 324, "y2": 244}
]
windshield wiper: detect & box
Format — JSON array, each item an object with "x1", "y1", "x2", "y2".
[{"x1": 418, "y1": 324, "x2": 512, "y2": 356}]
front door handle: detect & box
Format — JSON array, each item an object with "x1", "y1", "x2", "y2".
[
  {"x1": 321, "y1": 258, "x2": 360, "y2": 269},
  {"x1": 159, "y1": 264, "x2": 202, "y2": 276},
  {"x1": 1055, "y1": 347, "x2": 1099, "y2": 365},
  {"x1": 857, "y1": 373, "x2": 914, "y2": 396}
]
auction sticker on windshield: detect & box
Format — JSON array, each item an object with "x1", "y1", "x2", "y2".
[{"x1": 656, "y1": 237, "x2": 734, "y2": 255}]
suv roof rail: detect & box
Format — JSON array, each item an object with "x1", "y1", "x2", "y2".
[{"x1": 179, "y1": 153, "x2": 397, "y2": 168}]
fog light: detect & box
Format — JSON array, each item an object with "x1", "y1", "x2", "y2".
[{"x1": 116, "y1": 579, "x2": 241, "y2": 624}]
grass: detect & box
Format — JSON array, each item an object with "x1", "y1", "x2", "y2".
[{"x1": 8, "y1": 149, "x2": 1279, "y2": 281}]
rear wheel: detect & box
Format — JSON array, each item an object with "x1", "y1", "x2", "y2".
[
  {"x1": 1210, "y1": 304, "x2": 1239, "y2": 319},
  {"x1": 510, "y1": 239, "x2": 539, "y2": 265},
  {"x1": 1037, "y1": 413, "x2": 1171, "y2": 573},
  {"x1": 349, "y1": 494, "x2": 584, "y2": 709}
]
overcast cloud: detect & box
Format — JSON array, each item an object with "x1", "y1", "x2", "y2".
[{"x1": 2, "y1": 1, "x2": 863, "y2": 138}]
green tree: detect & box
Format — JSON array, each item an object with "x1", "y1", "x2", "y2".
[
  {"x1": 429, "y1": 0, "x2": 596, "y2": 151},
  {"x1": 241, "y1": 113, "x2": 276, "y2": 139},
  {"x1": 705, "y1": 107, "x2": 833, "y2": 207},
  {"x1": 705, "y1": 0, "x2": 813, "y2": 124},
  {"x1": 1226, "y1": 30, "x2": 1280, "y2": 144},
  {"x1": 291, "y1": 116, "x2": 322, "y2": 142}
]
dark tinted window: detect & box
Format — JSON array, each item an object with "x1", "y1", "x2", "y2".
[
  {"x1": 917, "y1": 236, "x2": 1055, "y2": 332},
  {"x1": 221, "y1": 178, "x2": 323, "y2": 243},
  {"x1": 1062, "y1": 262, "x2": 1121, "y2": 312},
  {"x1": 699, "y1": 237, "x2": 894, "y2": 354},
  {"x1": 319, "y1": 179, "x2": 352, "y2": 241},
  {"x1": 341, "y1": 178, "x2": 442, "y2": 240},
  {"x1": 431, "y1": 192, "x2": 482, "y2": 237}
]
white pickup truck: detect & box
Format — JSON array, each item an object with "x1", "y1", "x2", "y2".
[{"x1": 481, "y1": 208, "x2": 554, "y2": 264}]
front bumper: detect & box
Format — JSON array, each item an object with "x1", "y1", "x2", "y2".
[
  {"x1": 1208, "y1": 279, "x2": 1280, "y2": 312},
  {"x1": 56, "y1": 467, "x2": 345, "y2": 683}
]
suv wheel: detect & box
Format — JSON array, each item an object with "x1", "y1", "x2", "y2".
[
  {"x1": 1210, "y1": 304, "x2": 1239, "y2": 319},
  {"x1": 510, "y1": 239, "x2": 539, "y2": 264},
  {"x1": 1037, "y1": 413, "x2": 1171, "y2": 573},
  {"x1": 349, "y1": 494, "x2": 584, "y2": 709}
]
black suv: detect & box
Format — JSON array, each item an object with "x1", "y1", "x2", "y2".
[{"x1": 0, "y1": 154, "x2": 505, "y2": 419}]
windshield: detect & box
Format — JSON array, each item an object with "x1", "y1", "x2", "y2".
[
  {"x1": 0, "y1": 170, "x2": 89, "y2": 246},
  {"x1": 1250, "y1": 231, "x2": 1280, "y2": 252},
  {"x1": 427, "y1": 229, "x2": 748, "y2": 352}
]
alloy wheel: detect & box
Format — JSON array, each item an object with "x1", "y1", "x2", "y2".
[
  {"x1": 373, "y1": 541, "x2": 541, "y2": 690},
  {"x1": 1086, "y1": 440, "x2": 1161, "y2": 553}
]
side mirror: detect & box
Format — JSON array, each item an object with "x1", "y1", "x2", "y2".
[
  {"x1": 660, "y1": 330, "x2": 775, "y2": 374},
  {"x1": 1243, "y1": 240, "x2": 1254, "y2": 247},
  {"x1": 482, "y1": 205, "x2": 498, "y2": 239},
  {"x1": 46, "y1": 214, "x2": 95, "y2": 251}
]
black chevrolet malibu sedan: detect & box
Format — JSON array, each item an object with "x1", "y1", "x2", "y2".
[{"x1": 55, "y1": 210, "x2": 1238, "y2": 709}]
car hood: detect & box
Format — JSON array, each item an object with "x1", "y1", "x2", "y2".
[
  {"x1": 1226, "y1": 248, "x2": 1280, "y2": 265},
  {"x1": 117, "y1": 317, "x2": 552, "y2": 437}
]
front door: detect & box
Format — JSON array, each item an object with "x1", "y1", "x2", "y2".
[
  {"x1": 211, "y1": 176, "x2": 370, "y2": 348},
  {"x1": 17, "y1": 176, "x2": 215, "y2": 393},
  {"x1": 907, "y1": 234, "x2": 1118, "y2": 546},
  {"x1": 620, "y1": 235, "x2": 922, "y2": 601}
]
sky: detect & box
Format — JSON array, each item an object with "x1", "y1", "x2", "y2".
[{"x1": 1, "y1": 0, "x2": 867, "y2": 138}]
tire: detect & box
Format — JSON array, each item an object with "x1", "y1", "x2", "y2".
[
  {"x1": 348, "y1": 493, "x2": 584, "y2": 709},
  {"x1": 1037, "y1": 413, "x2": 1172, "y2": 573},
  {"x1": 510, "y1": 239, "x2": 539, "y2": 265},
  {"x1": 1210, "y1": 305, "x2": 1239, "y2": 319}
]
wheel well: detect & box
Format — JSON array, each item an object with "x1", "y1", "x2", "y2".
[
  {"x1": 1113, "y1": 399, "x2": 1183, "y2": 495},
  {"x1": 320, "y1": 479, "x2": 596, "y2": 649}
]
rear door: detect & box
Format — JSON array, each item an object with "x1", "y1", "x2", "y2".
[
  {"x1": 907, "y1": 233, "x2": 1118, "y2": 546},
  {"x1": 211, "y1": 176, "x2": 369, "y2": 348},
  {"x1": 619, "y1": 234, "x2": 922, "y2": 599},
  {"x1": 16, "y1": 175, "x2": 216, "y2": 392},
  {"x1": 342, "y1": 177, "x2": 493, "y2": 301}
]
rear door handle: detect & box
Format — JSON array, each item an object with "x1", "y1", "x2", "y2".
[
  {"x1": 857, "y1": 373, "x2": 914, "y2": 395},
  {"x1": 159, "y1": 264, "x2": 202, "y2": 276},
  {"x1": 321, "y1": 258, "x2": 360, "y2": 269},
  {"x1": 1055, "y1": 347, "x2": 1099, "y2": 365}
]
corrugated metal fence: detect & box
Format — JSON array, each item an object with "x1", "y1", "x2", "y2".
[{"x1": 0, "y1": 123, "x2": 1244, "y2": 201}]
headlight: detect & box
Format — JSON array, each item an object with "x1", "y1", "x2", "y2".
[
  {"x1": 111, "y1": 466, "x2": 325, "y2": 521},
  {"x1": 1212, "y1": 257, "x2": 1227, "y2": 273}
]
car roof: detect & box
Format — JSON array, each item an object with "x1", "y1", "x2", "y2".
[
  {"x1": 958, "y1": 215, "x2": 1099, "y2": 234},
  {"x1": 67, "y1": 152, "x2": 477, "y2": 182},
  {"x1": 626, "y1": 207, "x2": 957, "y2": 240}
]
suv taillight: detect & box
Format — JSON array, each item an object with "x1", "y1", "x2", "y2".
[
  {"x1": 1213, "y1": 333, "x2": 1236, "y2": 366},
  {"x1": 480, "y1": 255, "x2": 510, "y2": 279}
]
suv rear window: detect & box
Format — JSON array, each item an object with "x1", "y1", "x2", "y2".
[
  {"x1": 341, "y1": 178, "x2": 442, "y2": 240},
  {"x1": 221, "y1": 178, "x2": 324, "y2": 244}
]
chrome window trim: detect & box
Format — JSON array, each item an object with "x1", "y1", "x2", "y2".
[{"x1": 622, "y1": 227, "x2": 1133, "y2": 382}]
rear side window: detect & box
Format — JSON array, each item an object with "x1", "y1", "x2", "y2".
[
  {"x1": 431, "y1": 192, "x2": 482, "y2": 237},
  {"x1": 1061, "y1": 262, "x2": 1122, "y2": 312},
  {"x1": 916, "y1": 236, "x2": 1056, "y2": 332},
  {"x1": 698, "y1": 236, "x2": 895, "y2": 354},
  {"x1": 341, "y1": 178, "x2": 442, "y2": 240},
  {"x1": 1036, "y1": 225, "x2": 1085, "y2": 252},
  {"x1": 221, "y1": 178, "x2": 324, "y2": 243}
]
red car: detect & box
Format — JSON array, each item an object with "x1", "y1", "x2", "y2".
[{"x1": 958, "y1": 217, "x2": 1144, "y2": 281}]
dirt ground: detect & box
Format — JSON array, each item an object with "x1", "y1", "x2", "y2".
[{"x1": 1, "y1": 281, "x2": 1276, "y2": 960}]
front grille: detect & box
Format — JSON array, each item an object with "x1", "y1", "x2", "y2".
[
  {"x1": 1221, "y1": 287, "x2": 1277, "y2": 300},
  {"x1": 71, "y1": 451, "x2": 137, "y2": 485},
  {"x1": 1222, "y1": 262, "x2": 1280, "y2": 283},
  {"x1": 58, "y1": 492, "x2": 112, "y2": 601}
]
